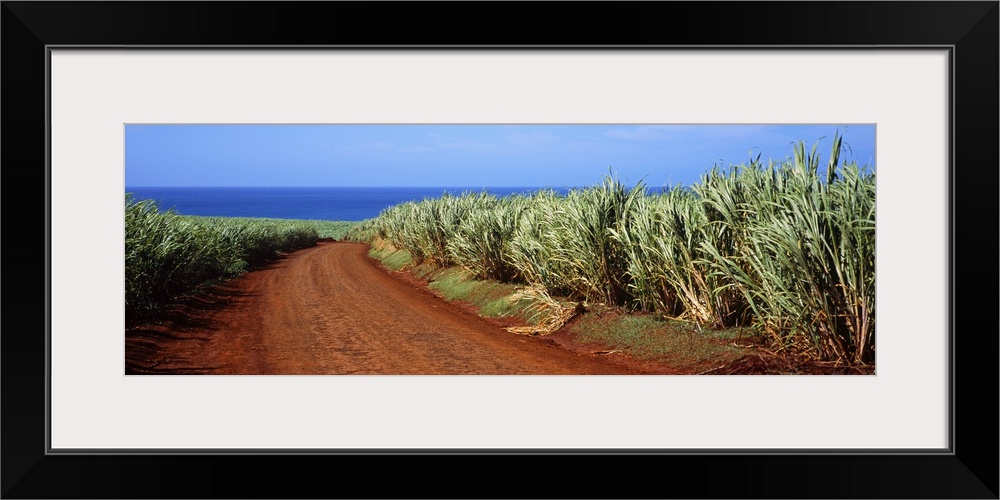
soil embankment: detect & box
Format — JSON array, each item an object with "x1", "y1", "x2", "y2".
[{"x1": 126, "y1": 241, "x2": 665, "y2": 374}]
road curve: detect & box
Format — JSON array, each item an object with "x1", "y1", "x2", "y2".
[{"x1": 126, "y1": 241, "x2": 649, "y2": 374}]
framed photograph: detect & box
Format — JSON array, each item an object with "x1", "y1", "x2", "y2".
[{"x1": 3, "y1": 2, "x2": 996, "y2": 498}]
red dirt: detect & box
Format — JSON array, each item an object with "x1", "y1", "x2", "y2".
[{"x1": 126, "y1": 241, "x2": 678, "y2": 375}]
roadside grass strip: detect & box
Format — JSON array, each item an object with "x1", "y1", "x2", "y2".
[{"x1": 569, "y1": 313, "x2": 745, "y2": 367}]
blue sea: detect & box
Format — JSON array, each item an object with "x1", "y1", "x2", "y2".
[{"x1": 125, "y1": 186, "x2": 568, "y2": 221}]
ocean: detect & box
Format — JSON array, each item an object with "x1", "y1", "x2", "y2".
[{"x1": 124, "y1": 186, "x2": 568, "y2": 221}]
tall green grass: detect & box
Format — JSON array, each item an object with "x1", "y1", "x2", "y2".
[
  {"x1": 125, "y1": 195, "x2": 322, "y2": 322},
  {"x1": 347, "y1": 136, "x2": 875, "y2": 364},
  {"x1": 695, "y1": 136, "x2": 875, "y2": 363},
  {"x1": 186, "y1": 216, "x2": 357, "y2": 241}
]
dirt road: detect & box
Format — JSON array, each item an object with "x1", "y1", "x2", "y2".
[{"x1": 126, "y1": 241, "x2": 658, "y2": 374}]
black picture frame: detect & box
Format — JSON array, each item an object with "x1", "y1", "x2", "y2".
[{"x1": 3, "y1": 2, "x2": 997, "y2": 498}]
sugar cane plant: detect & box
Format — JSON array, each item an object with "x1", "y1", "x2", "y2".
[
  {"x1": 125, "y1": 195, "x2": 320, "y2": 323},
  {"x1": 346, "y1": 135, "x2": 875, "y2": 364}
]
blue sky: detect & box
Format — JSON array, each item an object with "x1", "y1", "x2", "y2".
[{"x1": 125, "y1": 124, "x2": 875, "y2": 188}]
